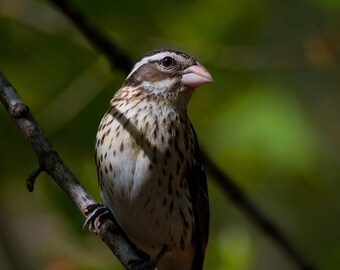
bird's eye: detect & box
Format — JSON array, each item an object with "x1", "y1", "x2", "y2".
[{"x1": 161, "y1": 56, "x2": 175, "y2": 67}]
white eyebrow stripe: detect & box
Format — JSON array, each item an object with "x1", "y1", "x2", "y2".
[{"x1": 126, "y1": 52, "x2": 180, "y2": 79}]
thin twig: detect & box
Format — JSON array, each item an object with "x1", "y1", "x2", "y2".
[
  {"x1": 27, "y1": 163, "x2": 44, "y2": 192},
  {"x1": 0, "y1": 71, "x2": 154, "y2": 270},
  {"x1": 45, "y1": 1, "x2": 316, "y2": 269}
]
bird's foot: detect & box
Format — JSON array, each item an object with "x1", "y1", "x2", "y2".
[
  {"x1": 83, "y1": 203, "x2": 113, "y2": 235},
  {"x1": 134, "y1": 244, "x2": 169, "y2": 270},
  {"x1": 152, "y1": 245, "x2": 170, "y2": 267}
]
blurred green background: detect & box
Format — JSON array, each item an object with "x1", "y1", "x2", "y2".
[{"x1": 1, "y1": 0, "x2": 340, "y2": 269}]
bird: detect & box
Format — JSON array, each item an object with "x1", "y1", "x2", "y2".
[{"x1": 87, "y1": 48, "x2": 212, "y2": 270}]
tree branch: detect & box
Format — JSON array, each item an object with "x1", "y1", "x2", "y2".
[{"x1": 0, "y1": 71, "x2": 155, "y2": 270}]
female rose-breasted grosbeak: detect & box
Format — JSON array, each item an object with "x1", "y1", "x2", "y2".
[{"x1": 91, "y1": 49, "x2": 212, "y2": 270}]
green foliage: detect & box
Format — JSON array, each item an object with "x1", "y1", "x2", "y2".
[{"x1": 1, "y1": 0, "x2": 339, "y2": 269}]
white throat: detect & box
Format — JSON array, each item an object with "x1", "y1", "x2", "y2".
[{"x1": 141, "y1": 78, "x2": 177, "y2": 95}]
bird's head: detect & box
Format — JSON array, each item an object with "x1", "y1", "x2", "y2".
[{"x1": 123, "y1": 49, "x2": 213, "y2": 105}]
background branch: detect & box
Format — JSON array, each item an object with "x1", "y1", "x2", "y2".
[
  {"x1": 201, "y1": 152, "x2": 314, "y2": 270},
  {"x1": 47, "y1": 0, "x2": 315, "y2": 269},
  {"x1": 0, "y1": 71, "x2": 155, "y2": 270},
  {"x1": 51, "y1": 0, "x2": 132, "y2": 73}
]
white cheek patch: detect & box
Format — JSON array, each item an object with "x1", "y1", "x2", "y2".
[
  {"x1": 127, "y1": 52, "x2": 180, "y2": 80},
  {"x1": 141, "y1": 78, "x2": 178, "y2": 94}
]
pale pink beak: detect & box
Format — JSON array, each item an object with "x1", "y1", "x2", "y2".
[{"x1": 181, "y1": 64, "x2": 213, "y2": 88}]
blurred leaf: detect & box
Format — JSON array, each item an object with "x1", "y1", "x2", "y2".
[
  {"x1": 209, "y1": 85, "x2": 318, "y2": 184},
  {"x1": 1, "y1": 0, "x2": 340, "y2": 269}
]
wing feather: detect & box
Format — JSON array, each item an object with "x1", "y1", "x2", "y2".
[{"x1": 187, "y1": 125, "x2": 209, "y2": 270}]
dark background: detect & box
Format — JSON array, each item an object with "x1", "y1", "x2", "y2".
[{"x1": 0, "y1": 0, "x2": 340, "y2": 269}]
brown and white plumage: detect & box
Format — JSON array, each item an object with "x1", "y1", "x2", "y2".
[{"x1": 95, "y1": 49, "x2": 212, "y2": 270}]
